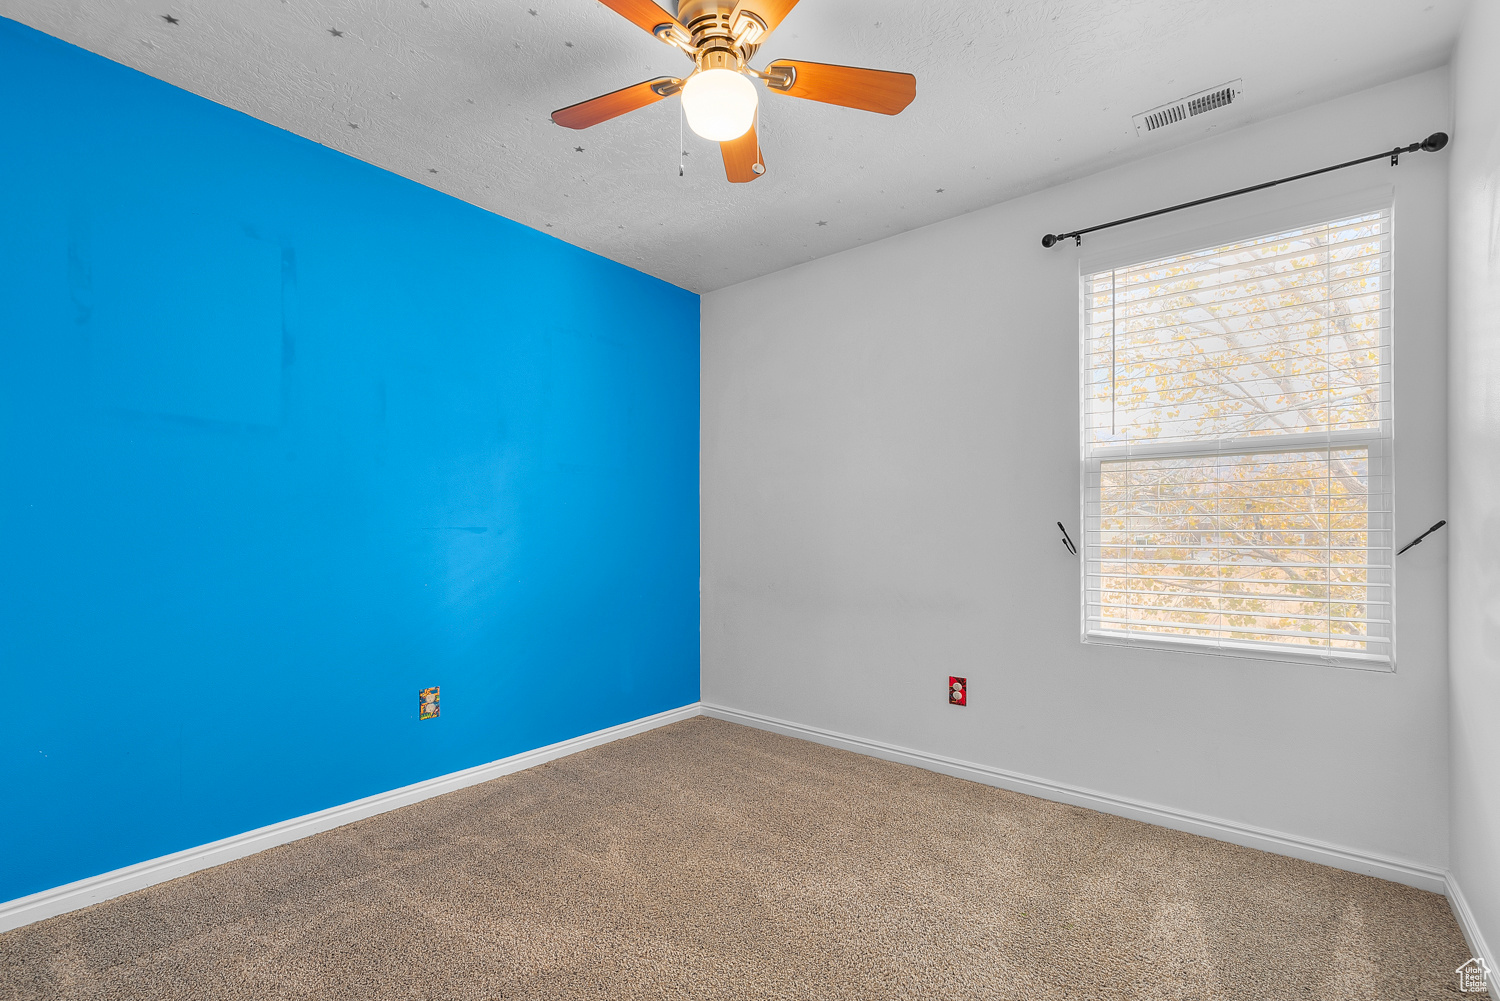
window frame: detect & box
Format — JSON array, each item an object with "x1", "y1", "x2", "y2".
[{"x1": 1075, "y1": 200, "x2": 1398, "y2": 672}]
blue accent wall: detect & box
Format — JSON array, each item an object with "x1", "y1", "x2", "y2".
[{"x1": 0, "y1": 18, "x2": 699, "y2": 903}]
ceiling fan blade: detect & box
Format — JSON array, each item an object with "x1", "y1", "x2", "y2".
[
  {"x1": 730, "y1": 0, "x2": 800, "y2": 37},
  {"x1": 551, "y1": 77, "x2": 681, "y2": 130},
  {"x1": 720, "y1": 120, "x2": 766, "y2": 183},
  {"x1": 598, "y1": 0, "x2": 688, "y2": 40},
  {"x1": 764, "y1": 60, "x2": 916, "y2": 115}
]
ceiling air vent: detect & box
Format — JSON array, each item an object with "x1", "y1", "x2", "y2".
[{"x1": 1132, "y1": 79, "x2": 1244, "y2": 137}]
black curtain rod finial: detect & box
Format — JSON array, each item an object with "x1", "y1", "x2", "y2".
[{"x1": 1422, "y1": 131, "x2": 1449, "y2": 152}]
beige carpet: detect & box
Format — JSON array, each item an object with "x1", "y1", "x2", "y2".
[{"x1": 0, "y1": 717, "x2": 1480, "y2": 1000}]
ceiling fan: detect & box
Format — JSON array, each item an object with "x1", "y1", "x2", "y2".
[{"x1": 551, "y1": 0, "x2": 917, "y2": 182}]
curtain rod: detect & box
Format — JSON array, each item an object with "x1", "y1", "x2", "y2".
[{"x1": 1040, "y1": 132, "x2": 1449, "y2": 249}]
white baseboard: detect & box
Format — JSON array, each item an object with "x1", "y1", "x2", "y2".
[
  {"x1": 1446, "y1": 872, "x2": 1498, "y2": 974},
  {"x1": 8, "y1": 700, "x2": 1474, "y2": 950},
  {"x1": 0, "y1": 702, "x2": 703, "y2": 935},
  {"x1": 702, "y1": 702, "x2": 1449, "y2": 895}
]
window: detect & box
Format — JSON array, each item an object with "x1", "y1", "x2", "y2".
[{"x1": 1080, "y1": 209, "x2": 1394, "y2": 668}]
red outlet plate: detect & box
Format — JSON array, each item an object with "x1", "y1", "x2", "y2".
[{"x1": 949, "y1": 676, "x2": 966, "y2": 706}]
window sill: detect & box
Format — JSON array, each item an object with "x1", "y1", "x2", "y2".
[{"x1": 1083, "y1": 629, "x2": 1395, "y2": 673}]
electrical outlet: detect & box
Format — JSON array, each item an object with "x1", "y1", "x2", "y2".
[
  {"x1": 419, "y1": 686, "x2": 440, "y2": 720},
  {"x1": 949, "y1": 677, "x2": 966, "y2": 706}
]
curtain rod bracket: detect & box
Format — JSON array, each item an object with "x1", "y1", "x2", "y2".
[{"x1": 1041, "y1": 131, "x2": 1449, "y2": 250}]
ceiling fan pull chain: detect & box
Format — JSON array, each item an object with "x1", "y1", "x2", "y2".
[
  {"x1": 678, "y1": 100, "x2": 685, "y2": 177},
  {"x1": 755, "y1": 106, "x2": 765, "y2": 174}
]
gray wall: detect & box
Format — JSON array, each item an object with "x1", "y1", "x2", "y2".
[
  {"x1": 1448, "y1": 0, "x2": 1500, "y2": 967},
  {"x1": 702, "y1": 70, "x2": 1451, "y2": 873}
]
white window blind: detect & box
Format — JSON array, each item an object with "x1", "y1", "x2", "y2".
[{"x1": 1080, "y1": 208, "x2": 1394, "y2": 668}]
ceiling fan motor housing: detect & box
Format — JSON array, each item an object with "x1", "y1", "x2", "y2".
[{"x1": 676, "y1": 0, "x2": 763, "y2": 68}]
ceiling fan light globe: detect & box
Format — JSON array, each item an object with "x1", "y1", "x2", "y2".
[{"x1": 681, "y1": 69, "x2": 758, "y2": 142}]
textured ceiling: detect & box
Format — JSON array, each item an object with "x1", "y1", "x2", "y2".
[{"x1": 0, "y1": 0, "x2": 1469, "y2": 292}]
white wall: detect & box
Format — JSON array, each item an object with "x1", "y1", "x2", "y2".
[
  {"x1": 703, "y1": 70, "x2": 1452, "y2": 873},
  {"x1": 1447, "y1": 0, "x2": 1500, "y2": 966}
]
